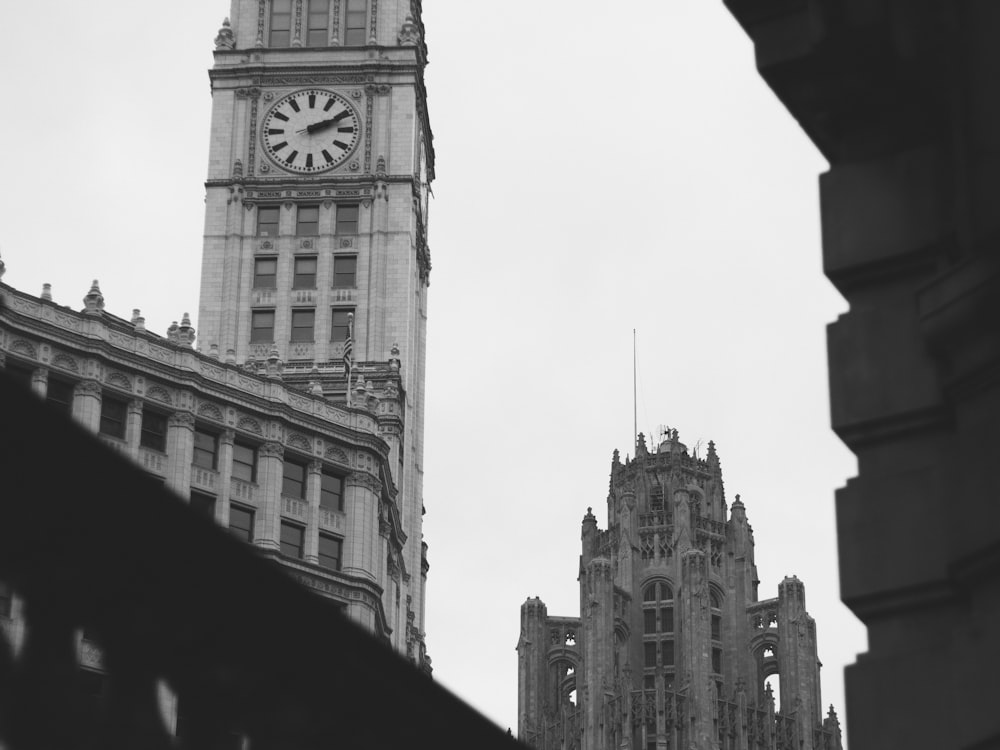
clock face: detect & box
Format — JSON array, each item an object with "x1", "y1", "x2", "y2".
[{"x1": 261, "y1": 89, "x2": 361, "y2": 174}]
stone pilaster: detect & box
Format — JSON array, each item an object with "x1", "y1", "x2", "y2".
[
  {"x1": 580, "y1": 558, "x2": 613, "y2": 750},
  {"x1": 165, "y1": 412, "x2": 195, "y2": 496},
  {"x1": 72, "y1": 380, "x2": 102, "y2": 433},
  {"x1": 304, "y1": 460, "x2": 322, "y2": 564},
  {"x1": 30, "y1": 368, "x2": 47, "y2": 399},
  {"x1": 254, "y1": 441, "x2": 284, "y2": 550},
  {"x1": 342, "y1": 471, "x2": 379, "y2": 583},
  {"x1": 125, "y1": 400, "x2": 143, "y2": 459},
  {"x1": 217, "y1": 429, "x2": 235, "y2": 526},
  {"x1": 678, "y1": 548, "x2": 712, "y2": 749},
  {"x1": 517, "y1": 597, "x2": 549, "y2": 742},
  {"x1": 776, "y1": 576, "x2": 820, "y2": 750}
]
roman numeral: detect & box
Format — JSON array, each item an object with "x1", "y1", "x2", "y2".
[
  {"x1": 272, "y1": 141, "x2": 288, "y2": 151},
  {"x1": 289, "y1": 99, "x2": 301, "y2": 113},
  {"x1": 287, "y1": 150, "x2": 299, "y2": 163},
  {"x1": 274, "y1": 112, "x2": 290, "y2": 122},
  {"x1": 306, "y1": 154, "x2": 314, "y2": 168},
  {"x1": 322, "y1": 150, "x2": 334, "y2": 163},
  {"x1": 268, "y1": 128, "x2": 285, "y2": 135},
  {"x1": 308, "y1": 94, "x2": 316, "y2": 109},
  {"x1": 337, "y1": 126, "x2": 355, "y2": 133},
  {"x1": 333, "y1": 140, "x2": 349, "y2": 150}
]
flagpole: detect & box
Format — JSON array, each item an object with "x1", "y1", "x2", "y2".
[{"x1": 633, "y1": 329, "x2": 637, "y2": 451}]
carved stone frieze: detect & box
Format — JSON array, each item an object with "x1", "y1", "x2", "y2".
[{"x1": 259, "y1": 441, "x2": 284, "y2": 459}]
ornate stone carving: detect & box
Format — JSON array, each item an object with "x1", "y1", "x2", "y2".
[
  {"x1": 324, "y1": 445, "x2": 349, "y2": 464},
  {"x1": 259, "y1": 441, "x2": 284, "y2": 459},
  {"x1": 237, "y1": 416, "x2": 264, "y2": 435},
  {"x1": 398, "y1": 15, "x2": 420, "y2": 46},
  {"x1": 105, "y1": 372, "x2": 132, "y2": 392},
  {"x1": 215, "y1": 17, "x2": 236, "y2": 49},
  {"x1": 146, "y1": 386, "x2": 173, "y2": 405},
  {"x1": 287, "y1": 433, "x2": 312, "y2": 452},
  {"x1": 197, "y1": 402, "x2": 225, "y2": 423},
  {"x1": 9, "y1": 340, "x2": 37, "y2": 359},
  {"x1": 168, "y1": 412, "x2": 196, "y2": 430},
  {"x1": 74, "y1": 380, "x2": 101, "y2": 397},
  {"x1": 256, "y1": 0, "x2": 266, "y2": 47},
  {"x1": 347, "y1": 470, "x2": 381, "y2": 494},
  {"x1": 369, "y1": 0, "x2": 378, "y2": 43},
  {"x1": 292, "y1": 0, "x2": 303, "y2": 46}
]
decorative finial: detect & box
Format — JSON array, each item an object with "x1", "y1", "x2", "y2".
[
  {"x1": 166, "y1": 321, "x2": 179, "y2": 342},
  {"x1": 177, "y1": 313, "x2": 195, "y2": 348},
  {"x1": 41, "y1": 283, "x2": 53, "y2": 301},
  {"x1": 83, "y1": 280, "x2": 105, "y2": 314},
  {"x1": 215, "y1": 17, "x2": 235, "y2": 50},
  {"x1": 397, "y1": 14, "x2": 420, "y2": 45},
  {"x1": 208, "y1": 343, "x2": 220, "y2": 360},
  {"x1": 225, "y1": 348, "x2": 237, "y2": 365},
  {"x1": 309, "y1": 366, "x2": 323, "y2": 395},
  {"x1": 131, "y1": 309, "x2": 141, "y2": 324}
]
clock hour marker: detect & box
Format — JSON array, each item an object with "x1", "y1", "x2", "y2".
[
  {"x1": 287, "y1": 150, "x2": 299, "y2": 163},
  {"x1": 289, "y1": 99, "x2": 301, "y2": 113},
  {"x1": 306, "y1": 154, "x2": 314, "y2": 168},
  {"x1": 308, "y1": 94, "x2": 316, "y2": 109},
  {"x1": 333, "y1": 140, "x2": 349, "y2": 150},
  {"x1": 322, "y1": 150, "x2": 334, "y2": 163},
  {"x1": 273, "y1": 112, "x2": 289, "y2": 122},
  {"x1": 338, "y1": 126, "x2": 355, "y2": 133},
  {"x1": 323, "y1": 99, "x2": 335, "y2": 112},
  {"x1": 268, "y1": 128, "x2": 285, "y2": 135},
  {"x1": 272, "y1": 141, "x2": 288, "y2": 151}
]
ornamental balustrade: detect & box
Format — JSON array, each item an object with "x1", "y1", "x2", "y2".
[{"x1": 0, "y1": 370, "x2": 519, "y2": 750}]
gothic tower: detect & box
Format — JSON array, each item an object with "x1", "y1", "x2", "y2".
[
  {"x1": 517, "y1": 429, "x2": 842, "y2": 750},
  {"x1": 197, "y1": 0, "x2": 433, "y2": 664}
]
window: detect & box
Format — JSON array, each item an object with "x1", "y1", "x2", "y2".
[
  {"x1": 307, "y1": 0, "x2": 330, "y2": 46},
  {"x1": 293, "y1": 257, "x2": 317, "y2": 289},
  {"x1": 712, "y1": 614, "x2": 722, "y2": 641},
  {"x1": 254, "y1": 258, "x2": 277, "y2": 289},
  {"x1": 318, "y1": 533, "x2": 342, "y2": 570},
  {"x1": 140, "y1": 409, "x2": 167, "y2": 452},
  {"x1": 662, "y1": 640, "x2": 674, "y2": 667},
  {"x1": 232, "y1": 442, "x2": 257, "y2": 483},
  {"x1": 320, "y1": 469, "x2": 343, "y2": 511},
  {"x1": 193, "y1": 428, "x2": 218, "y2": 470},
  {"x1": 190, "y1": 491, "x2": 216, "y2": 518},
  {"x1": 344, "y1": 0, "x2": 367, "y2": 45},
  {"x1": 290, "y1": 309, "x2": 316, "y2": 343},
  {"x1": 282, "y1": 458, "x2": 307, "y2": 499},
  {"x1": 712, "y1": 647, "x2": 723, "y2": 675},
  {"x1": 280, "y1": 521, "x2": 304, "y2": 559},
  {"x1": 250, "y1": 310, "x2": 275, "y2": 343},
  {"x1": 229, "y1": 504, "x2": 254, "y2": 542},
  {"x1": 0, "y1": 581, "x2": 11, "y2": 618},
  {"x1": 5, "y1": 362, "x2": 33, "y2": 390},
  {"x1": 269, "y1": 0, "x2": 292, "y2": 46},
  {"x1": 335, "y1": 204, "x2": 359, "y2": 234},
  {"x1": 644, "y1": 643, "x2": 657, "y2": 668},
  {"x1": 296, "y1": 205, "x2": 319, "y2": 236},
  {"x1": 332, "y1": 255, "x2": 357, "y2": 288},
  {"x1": 331, "y1": 308, "x2": 353, "y2": 343},
  {"x1": 644, "y1": 609, "x2": 656, "y2": 634},
  {"x1": 99, "y1": 395, "x2": 127, "y2": 439},
  {"x1": 257, "y1": 206, "x2": 280, "y2": 237},
  {"x1": 46, "y1": 377, "x2": 74, "y2": 414}
]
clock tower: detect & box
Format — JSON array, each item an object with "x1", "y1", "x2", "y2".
[{"x1": 197, "y1": 0, "x2": 434, "y2": 665}]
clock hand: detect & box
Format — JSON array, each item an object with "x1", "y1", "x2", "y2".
[{"x1": 299, "y1": 110, "x2": 353, "y2": 135}]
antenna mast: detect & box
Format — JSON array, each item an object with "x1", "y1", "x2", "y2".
[{"x1": 633, "y1": 329, "x2": 637, "y2": 450}]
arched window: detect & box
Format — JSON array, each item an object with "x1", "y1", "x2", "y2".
[
  {"x1": 710, "y1": 587, "x2": 723, "y2": 676},
  {"x1": 641, "y1": 581, "x2": 675, "y2": 690}
]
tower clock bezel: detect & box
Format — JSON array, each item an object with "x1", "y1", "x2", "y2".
[{"x1": 260, "y1": 88, "x2": 362, "y2": 175}]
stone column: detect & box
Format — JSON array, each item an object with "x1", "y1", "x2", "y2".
[
  {"x1": 165, "y1": 413, "x2": 195, "y2": 496},
  {"x1": 304, "y1": 460, "x2": 322, "y2": 564},
  {"x1": 125, "y1": 400, "x2": 143, "y2": 459},
  {"x1": 678, "y1": 548, "x2": 712, "y2": 749},
  {"x1": 71, "y1": 381, "x2": 102, "y2": 433},
  {"x1": 342, "y1": 471, "x2": 380, "y2": 583},
  {"x1": 30, "y1": 368, "x2": 47, "y2": 399},
  {"x1": 217, "y1": 429, "x2": 235, "y2": 527},
  {"x1": 254, "y1": 441, "x2": 284, "y2": 550},
  {"x1": 517, "y1": 597, "x2": 550, "y2": 742}
]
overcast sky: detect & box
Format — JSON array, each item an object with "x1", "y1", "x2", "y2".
[{"x1": 0, "y1": 0, "x2": 865, "y2": 740}]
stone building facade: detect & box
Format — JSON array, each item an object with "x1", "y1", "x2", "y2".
[
  {"x1": 518, "y1": 431, "x2": 841, "y2": 750},
  {"x1": 0, "y1": 0, "x2": 434, "y2": 694}
]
